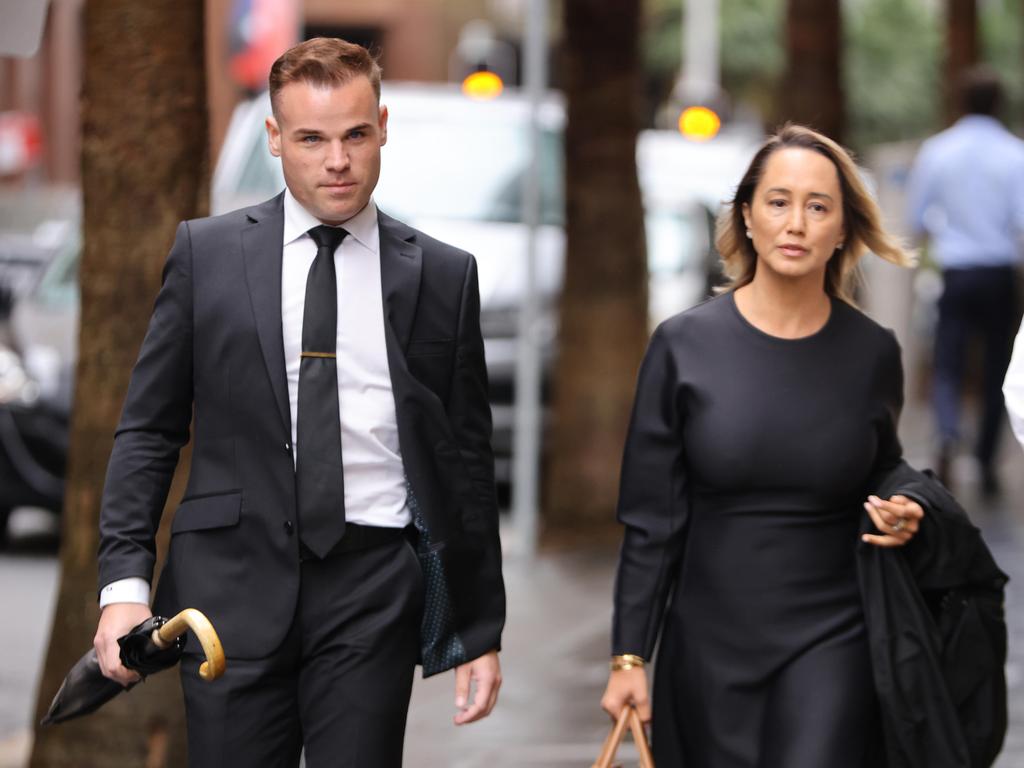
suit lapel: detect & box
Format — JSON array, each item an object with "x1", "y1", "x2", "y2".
[
  {"x1": 241, "y1": 193, "x2": 291, "y2": 437},
  {"x1": 378, "y1": 210, "x2": 422, "y2": 354}
]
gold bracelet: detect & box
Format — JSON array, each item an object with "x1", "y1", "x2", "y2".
[{"x1": 610, "y1": 653, "x2": 646, "y2": 671}]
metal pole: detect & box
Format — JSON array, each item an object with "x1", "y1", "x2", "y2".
[
  {"x1": 511, "y1": 0, "x2": 547, "y2": 558},
  {"x1": 682, "y1": 0, "x2": 720, "y2": 101}
]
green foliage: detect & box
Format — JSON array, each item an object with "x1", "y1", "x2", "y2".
[
  {"x1": 718, "y1": 0, "x2": 784, "y2": 109},
  {"x1": 641, "y1": 0, "x2": 1022, "y2": 147},
  {"x1": 845, "y1": 0, "x2": 942, "y2": 151},
  {"x1": 980, "y1": 0, "x2": 1024, "y2": 133}
]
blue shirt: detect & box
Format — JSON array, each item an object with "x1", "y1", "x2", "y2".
[{"x1": 907, "y1": 115, "x2": 1024, "y2": 269}]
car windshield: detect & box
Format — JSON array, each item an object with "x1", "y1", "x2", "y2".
[
  {"x1": 376, "y1": 120, "x2": 564, "y2": 226},
  {"x1": 33, "y1": 232, "x2": 80, "y2": 309},
  {"x1": 646, "y1": 207, "x2": 707, "y2": 275}
]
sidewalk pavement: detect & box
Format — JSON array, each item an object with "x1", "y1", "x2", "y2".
[{"x1": 2, "y1": 400, "x2": 1023, "y2": 767}]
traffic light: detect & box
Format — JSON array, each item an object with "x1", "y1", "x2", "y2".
[
  {"x1": 462, "y1": 66, "x2": 504, "y2": 101},
  {"x1": 450, "y1": 20, "x2": 516, "y2": 100},
  {"x1": 677, "y1": 105, "x2": 722, "y2": 141}
]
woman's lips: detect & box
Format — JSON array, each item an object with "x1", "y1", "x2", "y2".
[{"x1": 779, "y1": 244, "x2": 808, "y2": 256}]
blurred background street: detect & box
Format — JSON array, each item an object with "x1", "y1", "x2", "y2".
[{"x1": 4, "y1": 0, "x2": 1024, "y2": 765}]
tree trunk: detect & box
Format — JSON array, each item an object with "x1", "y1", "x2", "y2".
[
  {"x1": 945, "y1": 0, "x2": 978, "y2": 123},
  {"x1": 779, "y1": 0, "x2": 844, "y2": 142},
  {"x1": 29, "y1": 1, "x2": 207, "y2": 765},
  {"x1": 544, "y1": 0, "x2": 648, "y2": 540}
]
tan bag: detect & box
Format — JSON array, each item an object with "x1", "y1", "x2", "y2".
[{"x1": 591, "y1": 706, "x2": 655, "y2": 768}]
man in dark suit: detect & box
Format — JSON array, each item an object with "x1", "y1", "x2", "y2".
[{"x1": 92, "y1": 37, "x2": 504, "y2": 766}]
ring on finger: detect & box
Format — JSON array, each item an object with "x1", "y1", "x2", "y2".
[{"x1": 892, "y1": 517, "x2": 906, "y2": 533}]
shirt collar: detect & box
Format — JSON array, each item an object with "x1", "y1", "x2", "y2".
[
  {"x1": 282, "y1": 188, "x2": 379, "y2": 253},
  {"x1": 955, "y1": 114, "x2": 1003, "y2": 131}
]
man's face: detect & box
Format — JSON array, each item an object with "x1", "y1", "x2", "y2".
[{"x1": 266, "y1": 76, "x2": 387, "y2": 224}]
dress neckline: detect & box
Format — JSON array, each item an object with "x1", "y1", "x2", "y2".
[{"x1": 727, "y1": 291, "x2": 837, "y2": 344}]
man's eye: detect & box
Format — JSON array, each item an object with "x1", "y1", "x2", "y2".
[
  {"x1": 348, "y1": 130, "x2": 365, "y2": 140},
  {"x1": 301, "y1": 135, "x2": 320, "y2": 144}
]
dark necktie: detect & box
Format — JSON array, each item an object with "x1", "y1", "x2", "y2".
[{"x1": 296, "y1": 225, "x2": 348, "y2": 558}]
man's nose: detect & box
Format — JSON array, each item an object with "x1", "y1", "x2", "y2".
[{"x1": 325, "y1": 141, "x2": 349, "y2": 171}]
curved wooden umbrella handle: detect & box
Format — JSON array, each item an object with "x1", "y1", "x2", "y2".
[{"x1": 151, "y1": 608, "x2": 226, "y2": 681}]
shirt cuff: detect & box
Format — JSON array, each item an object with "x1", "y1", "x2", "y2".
[{"x1": 99, "y1": 577, "x2": 151, "y2": 608}]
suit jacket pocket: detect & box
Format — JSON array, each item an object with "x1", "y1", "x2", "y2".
[
  {"x1": 407, "y1": 341, "x2": 455, "y2": 401},
  {"x1": 171, "y1": 491, "x2": 242, "y2": 534}
]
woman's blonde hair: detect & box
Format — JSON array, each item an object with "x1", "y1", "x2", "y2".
[{"x1": 715, "y1": 123, "x2": 913, "y2": 303}]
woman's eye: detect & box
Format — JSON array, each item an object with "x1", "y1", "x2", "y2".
[{"x1": 768, "y1": 199, "x2": 787, "y2": 208}]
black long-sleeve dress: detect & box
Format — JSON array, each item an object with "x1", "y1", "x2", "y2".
[{"x1": 612, "y1": 292, "x2": 904, "y2": 768}]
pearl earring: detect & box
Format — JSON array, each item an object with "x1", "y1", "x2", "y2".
[
  {"x1": 745, "y1": 229, "x2": 752, "y2": 239},
  {"x1": 836, "y1": 242, "x2": 844, "y2": 251}
]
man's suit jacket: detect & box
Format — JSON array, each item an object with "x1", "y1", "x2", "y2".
[{"x1": 97, "y1": 193, "x2": 505, "y2": 675}]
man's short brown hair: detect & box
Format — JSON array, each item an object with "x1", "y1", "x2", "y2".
[
  {"x1": 958, "y1": 65, "x2": 1004, "y2": 118},
  {"x1": 269, "y1": 37, "x2": 382, "y2": 116}
]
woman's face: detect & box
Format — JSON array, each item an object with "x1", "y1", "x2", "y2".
[{"x1": 741, "y1": 147, "x2": 846, "y2": 286}]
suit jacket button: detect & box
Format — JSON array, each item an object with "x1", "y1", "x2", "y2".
[
  {"x1": 283, "y1": 520, "x2": 294, "y2": 536},
  {"x1": 284, "y1": 442, "x2": 291, "y2": 452}
]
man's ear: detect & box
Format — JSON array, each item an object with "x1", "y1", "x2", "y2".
[
  {"x1": 378, "y1": 104, "x2": 389, "y2": 146},
  {"x1": 266, "y1": 115, "x2": 282, "y2": 158}
]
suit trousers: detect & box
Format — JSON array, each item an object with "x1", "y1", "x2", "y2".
[
  {"x1": 179, "y1": 534, "x2": 425, "y2": 768},
  {"x1": 933, "y1": 265, "x2": 1018, "y2": 467}
]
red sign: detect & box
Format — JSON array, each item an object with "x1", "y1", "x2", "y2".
[
  {"x1": 228, "y1": 0, "x2": 300, "y2": 92},
  {"x1": 0, "y1": 112, "x2": 42, "y2": 175}
]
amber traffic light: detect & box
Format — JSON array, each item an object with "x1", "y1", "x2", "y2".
[
  {"x1": 462, "y1": 69, "x2": 504, "y2": 100},
  {"x1": 678, "y1": 105, "x2": 722, "y2": 141}
]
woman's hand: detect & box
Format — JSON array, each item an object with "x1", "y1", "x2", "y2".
[
  {"x1": 862, "y1": 493, "x2": 925, "y2": 547},
  {"x1": 601, "y1": 666, "x2": 651, "y2": 723}
]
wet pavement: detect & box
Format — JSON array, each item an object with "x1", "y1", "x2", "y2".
[{"x1": 2, "y1": 400, "x2": 1023, "y2": 767}]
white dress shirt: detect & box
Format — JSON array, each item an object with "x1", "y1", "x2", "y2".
[
  {"x1": 907, "y1": 115, "x2": 1024, "y2": 269},
  {"x1": 1003, "y1": 321, "x2": 1024, "y2": 450},
  {"x1": 101, "y1": 191, "x2": 410, "y2": 607}
]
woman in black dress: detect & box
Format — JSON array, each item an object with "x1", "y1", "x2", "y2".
[{"x1": 601, "y1": 124, "x2": 924, "y2": 767}]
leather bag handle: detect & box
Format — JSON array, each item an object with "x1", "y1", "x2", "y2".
[{"x1": 591, "y1": 705, "x2": 654, "y2": 768}]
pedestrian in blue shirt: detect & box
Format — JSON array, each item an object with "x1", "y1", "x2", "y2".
[{"x1": 907, "y1": 65, "x2": 1024, "y2": 495}]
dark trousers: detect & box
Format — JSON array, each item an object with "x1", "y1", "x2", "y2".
[
  {"x1": 933, "y1": 266, "x2": 1018, "y2": 468},
  {"x1": 179, "y1": 535, "x2": 424, "y2": 768}
]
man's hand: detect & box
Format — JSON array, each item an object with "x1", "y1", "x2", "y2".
[
  {"x1": 453, "y1": 650, "x2": 501, "y2": 725},
  {"x1": 93, "y1": 602, "x2": 152, "y2": 687}
]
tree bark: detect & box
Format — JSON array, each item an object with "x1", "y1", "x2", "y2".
[
  {"x1": 544, "y1": 0, "x2": 648, "y2": 539},
  {"x1": 945, "y1": 0, "x2": 978, "y2": 123},
  {"x1": 779, "y1": 0, "x2": 844, "y2": 142},
  {"x1": 29, "y1": 1, "x2": 207, "y2": 765}
]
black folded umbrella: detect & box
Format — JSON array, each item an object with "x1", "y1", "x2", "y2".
[{"x1": 41, "y1": 608, "x2": 224, "y2": 726}]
